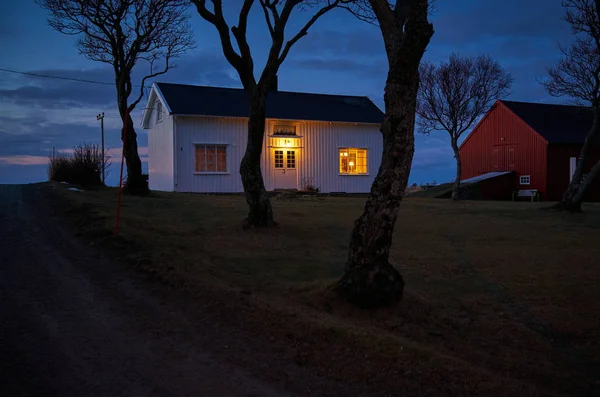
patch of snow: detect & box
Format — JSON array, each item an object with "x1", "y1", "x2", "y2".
[{"x1": 68, "y1": 187, "x2": 82, "y2": 192}]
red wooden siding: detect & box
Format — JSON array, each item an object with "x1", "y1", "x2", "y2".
[
  {"x1": 460, "y1": 102, "x2": 548, "y2": 197},
  {"x1": 547, "y1": 144, "x2": 600, "y2": 201}
]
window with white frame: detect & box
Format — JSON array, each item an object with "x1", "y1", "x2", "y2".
[
  {"x1": 520, "y1": 175, "x2": 531, "y2": 185},
  {"x1": 195, "y1": 145, "x2": 227, "y2": 173},
  {"x1": 339, "y1": 148, "x2": 368, "y2": 174},
  {"x1": 156, "y1": 101, "x2": 163, "y2": 122}
]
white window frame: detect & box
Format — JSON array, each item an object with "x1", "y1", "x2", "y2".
[
  {"x1": 194, "y1": 144, "x2": 229, "y2": 175},
  {"x1": 156, "y1": 101, "x2": 163, "y2": 123},
  {"x1": 339, "y1": 147, "x2": 369, "y2": 175},
  {"x1": 519, "y1": 175, "x2": 531, "y2": 185}
]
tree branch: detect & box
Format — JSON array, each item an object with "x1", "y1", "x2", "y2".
[{"x1": 190, "y1": 0, "x2": 244, "y2": 72}]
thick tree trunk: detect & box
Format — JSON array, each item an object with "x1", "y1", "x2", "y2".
[
  {"x1": 337, "y1": 72, "x2": 421, "y2": 308},
  {"x1": 451, "y1": 140, "x2": 461, "y2": 200},
  {"x1": 573, "y1": 159, "x2": 600, "y2": 204},
  {"x1": 554, "y1": 106, "x2": 600, "y2": 212},
  {"x1": 337, "y1": 0, "x2": 433, "y2": 308},
  {"x1": 121, "y1": 114, "x2": 148, "y2": 195},
  {"x1": 239, "y1": 93, "x2": 275, "y2": 228}
]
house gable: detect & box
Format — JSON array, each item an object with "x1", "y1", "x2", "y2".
[
  {"x1": 141, "y1": 83, "x2": 171, "y2": 129},
  {"x1": 459, "y1": 100, "x2": 548, "y2": 195}
]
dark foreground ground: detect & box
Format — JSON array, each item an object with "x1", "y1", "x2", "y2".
[
  {"x1": 0, "y1": 184, "x2": 365, "y2": 397},
  {"x1": 3, "y1": 183, "x2": 600, "y2": 396}
]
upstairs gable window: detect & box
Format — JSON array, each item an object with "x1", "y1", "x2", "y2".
[{"x1": 156, "y1": 101, "x2": 163, "y2": 122}]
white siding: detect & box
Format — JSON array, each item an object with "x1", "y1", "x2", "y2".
[
  {"x1": 175, "y1": 116, "x2": 247, "y2": 193},
  {"x1": 147, "y1": 99, "x2": 175, "y2": 191},
  {"x1": 173, "y1": 116, "x2": 382, "y2": 193},
  {"x1": 262, "y1": 120, "x2": 382, "y2": 193}
]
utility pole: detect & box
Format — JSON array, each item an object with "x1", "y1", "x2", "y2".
[{"x1": 97, "y1": 112, "x2": 105, "y2": 184}]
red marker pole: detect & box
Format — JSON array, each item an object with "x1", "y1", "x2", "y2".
[{"x1": 115, "y1": 108, "x2": 129, "y2": 236}]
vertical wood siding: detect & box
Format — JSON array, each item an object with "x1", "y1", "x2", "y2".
[
  {"x1": 175, "y1": 116, "x2": 247, "y2": 193},
  {"x1": 147, "y1": 99, "x2": 175, "y2": 191},
  {"x1": 174, "y1": 116, "x2": 382, "y2": 193},
  {"x1": 547, "y1": 144, "x2": 600, "y2": 201},
  {"x1": 284, "y1": 120, "x2": 382, "y2": 193},
  {"x1": 459, "y1": 102, "x2": 548, "y2": 197}
]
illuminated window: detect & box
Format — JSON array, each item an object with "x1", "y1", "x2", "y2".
[
  {"x1": 273, "y1": 124, "x2": 297, "y2": 136},
  {"x1": 195, "y1": 145, "x2": 227, "y2": 173},
  {"x1": 520, "y1": 175, "x2": 530, "y2": 185},
  {"x1": 339, "y1": 148, "x2": 367, "y2": 174},
  {"x1": 156, "y1": 101, "x2": 163, "y2": 122},
  {"x1": 274, "y1": 150, "x2": 284, "y2": 169},
  {"x1": 286, "y1": 151, "x2": 296, "y2": 169}
]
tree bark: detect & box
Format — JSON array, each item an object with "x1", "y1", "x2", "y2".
[
  {"x1": 554, "y1": 106, "x2": 600, "y2": 212},
  {"x1": 337, "y1": 0, "x2": 433, "y2": 308},
  {"x1": 121, "y1": 112, "x2": 148, "y2": 195},
  {"x1": 240, "y1": 92, "x2": 275, "y2": 228},
  {"x1": 451, "y1": 139, "x2": 461, "y2": 200},
  {"x1": 573, "y1": 158, "x2": 600, "y2": 204},
  {"x1": 337, "y1": 69, "x2": 423, "y2": 308}
]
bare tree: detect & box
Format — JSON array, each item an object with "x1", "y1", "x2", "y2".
[
  {"x1": 336, "y1": 0, "x2": 434, "y2": 308},
  {"x1": 37, "y1": 0, "x2": 195, "y2": 194},
  {"x1": 417, "y1": 54, "x2": 513, "y2": 200},
  {"x1": 542, "y1": 0, "x2": 600, "y2": 211},
  {"x1": 190, "y1": 0, "x2": 352, "y2": 228}
]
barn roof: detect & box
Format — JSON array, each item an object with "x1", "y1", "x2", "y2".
[
  {"x1": 153, "y1": 82, "x2": 384, "y2": 124},
  {"x1": 501, "y1": 100, "x2": 594, "y2": 144},
  {"x1": 461, "y1": 171, "x2": 513, "y2": 184}
]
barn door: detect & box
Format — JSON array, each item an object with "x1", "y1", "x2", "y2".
[
  {"x1": 492, "y1": 146, "x2": 500, "y2": 170},
  {"x1": 493, "y1": 145, "x2": 515, "y2": 171}
]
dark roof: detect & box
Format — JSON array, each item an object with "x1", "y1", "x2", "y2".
[
  {"x1": 155, "y1": 82, "x2": 383, "y2": 124},
  {"x1": 501, "y1": 100, "x2": 594, "y2": 144}
]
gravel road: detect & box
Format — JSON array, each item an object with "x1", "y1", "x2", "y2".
[{"x1": 0, "y1": 184, "x2": 353, "y2": 397}]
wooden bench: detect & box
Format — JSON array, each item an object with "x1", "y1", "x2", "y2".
[{"x1": 511, "y1": 189, "x2": 540, "y2": 202}]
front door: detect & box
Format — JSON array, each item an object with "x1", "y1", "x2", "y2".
[{"x1": 273, "y1": 149, "x2": 297, "y2": 189}]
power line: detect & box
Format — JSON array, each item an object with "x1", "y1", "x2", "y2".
[{"x1": 0, "y1": 68, "x2": 147, "y2": 88}]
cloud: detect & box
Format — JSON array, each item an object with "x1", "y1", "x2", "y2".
[
  {"x1": 0, "y1": 155, "x2": 49, "y2": 166},
  {"x1": 431, "y1": 0, "x2": 569, "y2": 45},
  {"x1": 288, "y1": 57, "x2": 384, "y2": 77},
  {"x1": 293, "y1": 28, "x2": 384, "y2": 57}
]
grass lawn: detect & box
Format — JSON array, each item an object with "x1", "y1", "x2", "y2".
[{"x1": 50, "y1": 183, "x2": 600, "y2": 396}]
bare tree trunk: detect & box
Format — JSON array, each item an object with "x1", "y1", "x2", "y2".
[
  {"x1": 451, "y1": 139, "x2": 461, "y2": 200},
  {"x1": 121, "y1": 113, "x2": 148, "y2": 195},
  {"x1": 336, "y1": 70, "x2": 420, "y2": 308},
  {"x1": 573, "y1": 159, "x2": 600, "y2": 203},
  {"x1": 240, "y1": 93, "x2": 275, "y2": 228},
  {"x1": 554, "y1": 106, "x2": 600, "y2": 212}
]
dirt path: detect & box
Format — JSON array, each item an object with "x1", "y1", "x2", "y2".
[{"x1": 0, "y1": 184, "x2": 356, "y2": 397}]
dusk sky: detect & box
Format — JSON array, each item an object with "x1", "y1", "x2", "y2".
[{"x1": 0, "y1": 0, "x2": 574, "y2": 186}]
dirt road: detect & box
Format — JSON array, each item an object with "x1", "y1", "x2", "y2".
[{"x1": 0, "y1": 184, "x2": 352, "y2": 397}]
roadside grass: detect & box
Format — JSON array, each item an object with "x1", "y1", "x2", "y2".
[{"x1": 49, "y1": 183, "x2": 600, "y2": 395}]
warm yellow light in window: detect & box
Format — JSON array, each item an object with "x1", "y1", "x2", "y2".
[
  {"x1": 343, "y1": 152, "x2": 348, "y2": 156},
  {"x1": 349, "y1": 161, "x2": 355, "y2": 167}
]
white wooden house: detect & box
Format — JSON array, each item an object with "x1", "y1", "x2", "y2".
[{"x1": 141, "y1": 80, "x2": 384, "y2": 193}]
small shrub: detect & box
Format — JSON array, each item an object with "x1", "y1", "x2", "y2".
[
  {"x1": 48, "y1": 142, "x2": 111, "y2": 186},
  {"x1": 299, "y1": 177, "x2": 320, "y2": 193}
]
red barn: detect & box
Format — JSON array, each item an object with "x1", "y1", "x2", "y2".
[{"x1": 459, "y1": 100, "x2": 600, "y2": 201}]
